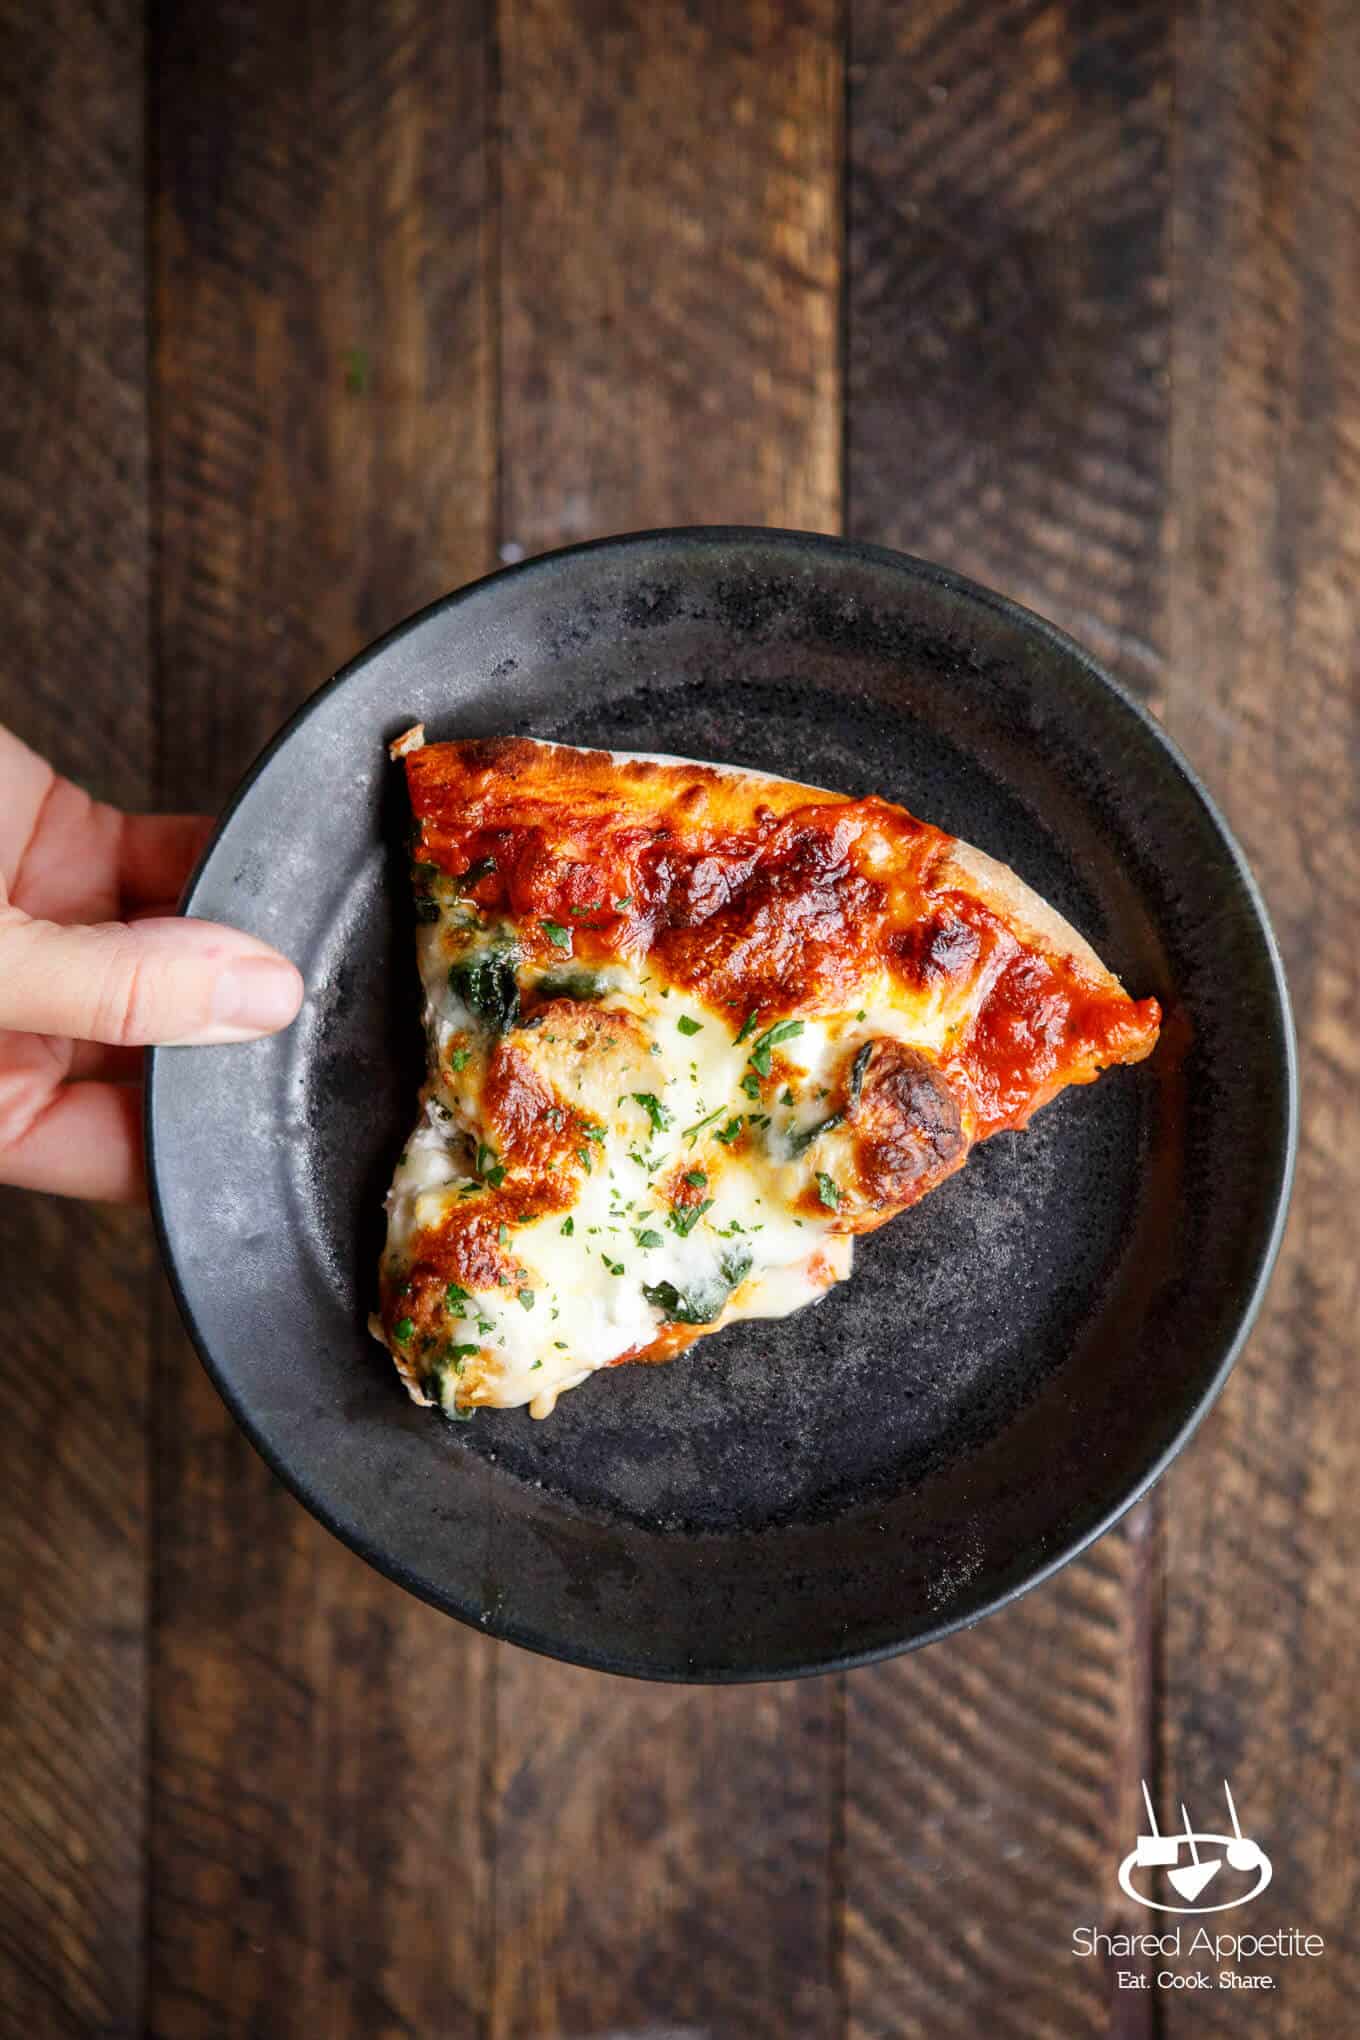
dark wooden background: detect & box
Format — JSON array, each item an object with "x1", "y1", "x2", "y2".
[{"x1": 2, "y1": 2, "x2": 1356, "y2": 2034}]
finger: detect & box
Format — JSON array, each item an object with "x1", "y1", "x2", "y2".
[
  {"x1": 0, "y1": 1080, "x2": 144, "y2": 1201},
  {"x1": 0, "y1": 1029, "x2": 138, "y2": 1083},
  {"x1": 0, "y1": 911, "x2": 304, "y2": 1046},
  {"x1": 118, "y1": 812, "x2": 216, "y2": 910},
  {"x1": 0, "y1": 725, "x2": 59, "y2": 886}
]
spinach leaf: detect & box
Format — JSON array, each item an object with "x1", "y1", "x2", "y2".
[
  {"x1": 448, "y1": 944, "x2": 520, "y2": 1032},
  {"x1": 536, "y1": 968, "x2": 608, "y2": 1002},
  {"x1": 643, "y1": 1246, "x2": 753, "y2": 1325},
  {"x1": 787, "y1": 1110, "x2": 844, "y2": 1158}
]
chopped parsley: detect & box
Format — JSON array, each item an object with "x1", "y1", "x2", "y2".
[
  {"x1": 734, "y1": 1009, "x2": 760, "y2": 1045},
  {"x1": 613, "y1": 893, "x2": 633, "y2": 909},
  {"x1": 445, "y1": 1281, "x2": 471, "y2": 1308},
  {"x1": 634, "y1": 1229, "x2": 665, "y2": 1249},
  {"x1": 749, "y1": 1017, "x2": 804, "y2": 1077},
  {"x1": 560, "y1": 1216, "x2": 575, "y2": 1236},
  {"x1": 780, "y1": 1086, "x2": 794, "y2": 1105},
  {"x1": 517, "y1": 1288, "x2": 535, "y2": 1310},
  {"x1": 713, "y1": 1117, "x2": 744, "y2": 1145},
  {"x1": 449, "y1": 1047, "x2": 471, "y2": 1071},
  {"x1": 850, "y1": 1041, "x2": 874, "y2": 1105},
  {"x1": 581, "y1": 1122, "x2": 607, "y2": 1144},
  {"x1": 684, "y1": 1169, "x2": 708, "y2": 1189},
  {"x1": 393, "y1": 1316, "x2": 414, "y2": 1343},
  {"x1": 541, "y1": 919, "x2": 572, "y2": 950},
  {"x1": 667, "y1": 1198, "x2": 714, "y2": 1237},
  {"x1": 676, "y1": 1015, "x2": 703, "y2": 1036},
  {"x1": 682, "y1": 1107, "x2": 724, "y2": 1144},
  {"x1": 740, "y1": 1072, "x2": 762, "y2": 1102},
  {"x1": 477, "y1": 1142, "x2": 506, "y2": 1188},
  {"x1": 816, "y1": 1171, "x2": 841, "y2": 1210},
  {"x1": 601, "y1": 1253, "x2": 626, "y2": 1276},
  {"x1": 631, "y1": 1092, "x2": 672, "y2": 1133},
  {"x1": 497, "y1": 1223, "x2": 510, "y2": 1245}
]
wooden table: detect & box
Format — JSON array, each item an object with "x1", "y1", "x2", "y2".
[{"x1": 2, "y1": 3, "x2": 1355, "y2": 2034}]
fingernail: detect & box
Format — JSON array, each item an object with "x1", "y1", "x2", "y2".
[{"x1": 210, "y1": 958, "x2": 303, "y2": 1036}]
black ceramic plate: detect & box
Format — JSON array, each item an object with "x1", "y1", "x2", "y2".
[{"x1": 146, "y1": 529, "x2": 1295, "y2": 1681}]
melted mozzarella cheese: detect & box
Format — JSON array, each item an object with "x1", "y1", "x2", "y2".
[{"x1": 378, "y1": 929, "x2": 968, "y2": 1418}]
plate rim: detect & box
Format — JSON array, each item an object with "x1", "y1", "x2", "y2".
[{"x1": 145, "y1": 525, "x2": 1299, "y2": 1682}]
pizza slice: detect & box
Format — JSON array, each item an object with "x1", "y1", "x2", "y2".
[{"x1": 372, "y1": 735, "x2": 1160, "y2": 1419}]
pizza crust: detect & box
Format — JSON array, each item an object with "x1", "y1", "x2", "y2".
[{"x1": 933, "y1": 838, "x2": 1116, "y2": 988}]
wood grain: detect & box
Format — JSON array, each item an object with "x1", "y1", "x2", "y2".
[
  {"x1": 848, "y1": 0, "x2": 1169, "y2": 700},
  {"x1": 149, "y1": 5, "x2": 497, "y2": 2033},
  {"x1": 499, "y1": 0, "x2": 840, "y2": 555},
  {"x1": 0, "y1": 4, "x2": 152, "y2": 2034},
  {"x1": 490, "y1": 5, "x2": 843, "y2": 2035},
  {"x1": 844, "y1": 5, "x2": 1171, "y2": 2033},
  {"x1": 1162, "y1": 2, "x2": 1360, "y2": 2029}
]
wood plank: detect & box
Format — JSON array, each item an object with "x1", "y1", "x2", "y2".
[
  {"x1": 148, "y1": 5, "x2": 497, "y2": 2034},
  {"x1": 498, "y1": 0, "x2": 840, "y2": 554},
  {"x1": 490, "y1": 5, "x2": 843, "y2": 2034},
  {"x1": 0, "y1": 3, "x2": 152, "y2": 2033},
  {"x1": 848, "y1": 0, "x2": 1169, "y2": 700},
  {"x1": 1162, "y1": 3, "x2": 1360, "y2": 2028},
  {"x1": 844, "y1": 6, "x2": 1172, "y2": 2033}
]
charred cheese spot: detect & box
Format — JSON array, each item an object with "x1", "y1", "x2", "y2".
[
  {"x1": 843, "y1": 1040, "x2": 967, "y2": 1213},
  {"x1": 655, "y1": 809, "x2": 889, "y2": 1015},
  {"x1": 481, "y1": 1040, "x2": 562, "y2": 1164},
  {"x1": 890, "y1": 906, "x2": 983, "y2": 990}
]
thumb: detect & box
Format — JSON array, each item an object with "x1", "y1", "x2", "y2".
[{"x1": 0, "y1": 911, "x2": 304, "y2": 1046}]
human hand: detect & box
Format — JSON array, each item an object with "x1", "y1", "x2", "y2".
[{"x1": 0, "y1": 724, "x2": 303, "y2": 1200}]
